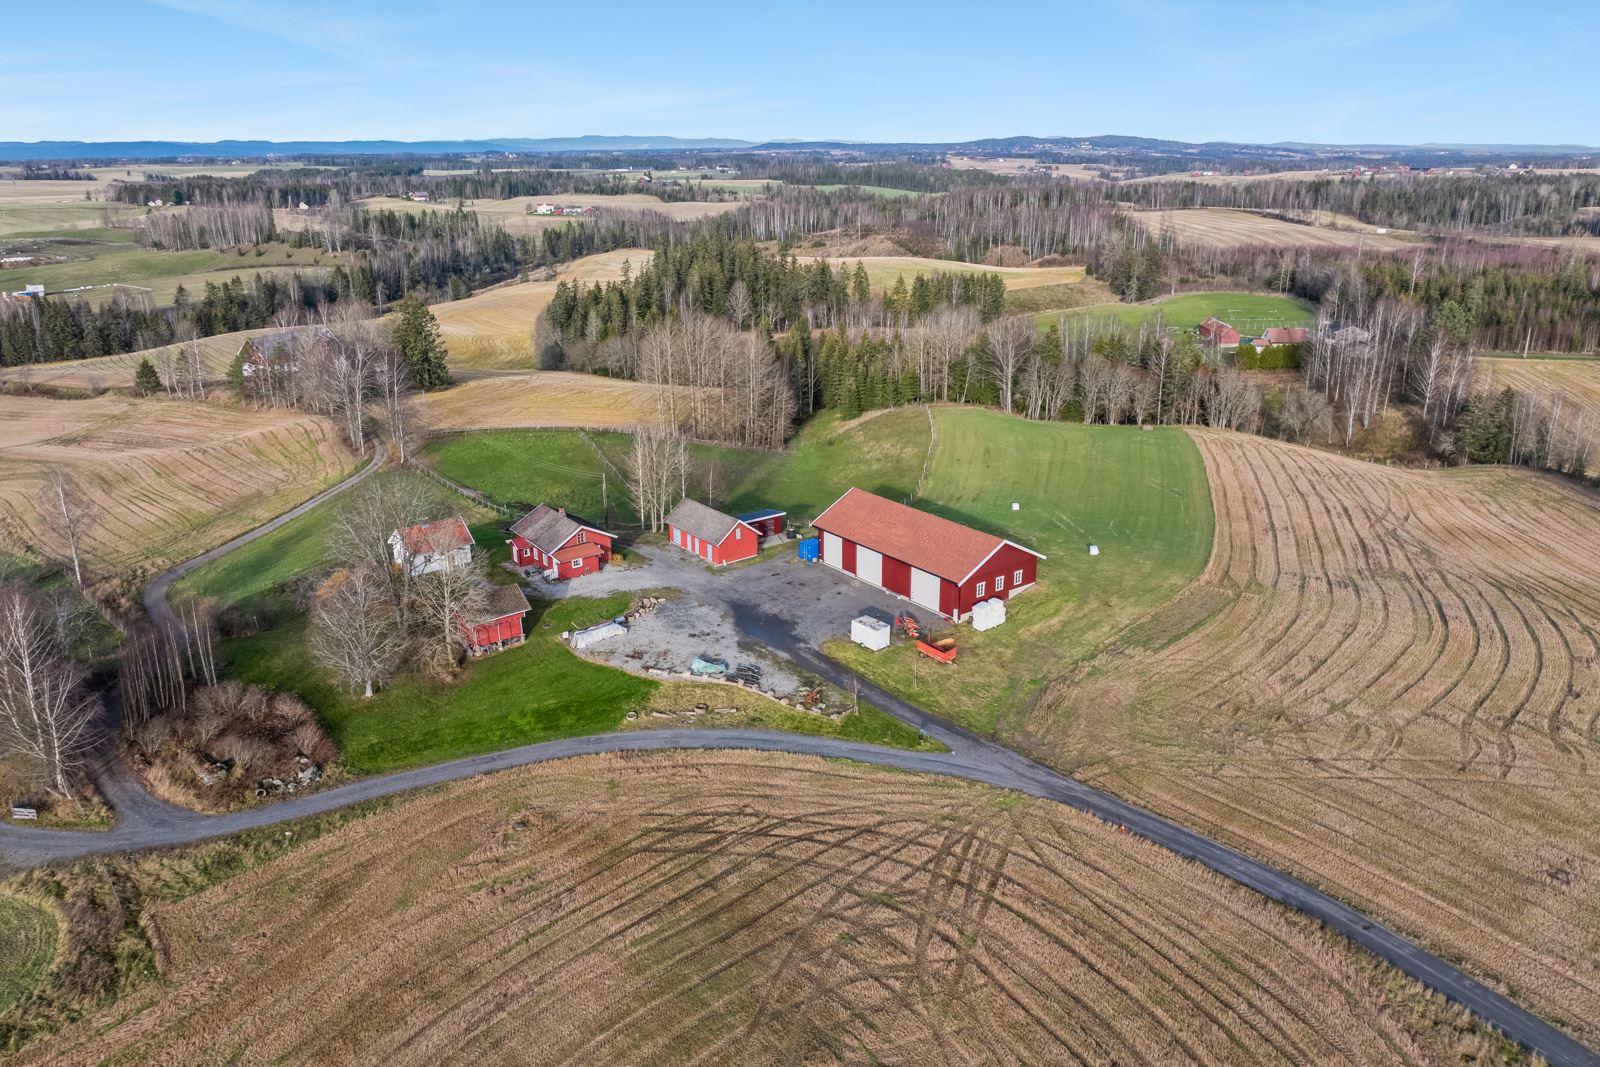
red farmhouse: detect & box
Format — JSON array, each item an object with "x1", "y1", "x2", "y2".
[
  {"x1": 457, "y1": 583, "x2": 531, "y2": 656},
  {"x1": 812, "y1": 488, "x2": 1044, "y2": 623},
  {"x1": 665, "y1": 499, "x2": 760, "y2": 566},
  {"x1": 1197, "y1": 317, "x2": 1240, "y2": 347},
  {"x1": 1260, "y1": 326, "x2": 1310, "y2": 345},
  {"x1": 509, "y1": 504, "x2": 615, "y2": 580}
]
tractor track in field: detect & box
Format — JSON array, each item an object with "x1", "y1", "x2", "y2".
[{"x1": 0, "y1": 442, "x2": 1596, "y2": 1065}]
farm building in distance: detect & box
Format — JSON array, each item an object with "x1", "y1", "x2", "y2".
[
  {"x1": 1259, "y1": 326, "x2": 1310, "y2": 345},
  {"x1": 390, "y1": 516, "x2": 475, "y2": 576},
  {"x1": 1197, "y1": 317, "x2": 1241, "y2": 348},
  {"x1": 812, "y1": 488, "x2": 1044, "y2": 623},
  {"x1": 509, "y1": 504, "x2": 615, "y2": 580},
  {"x1": 665, "y1": 499, "x2": 761, "y2": 566},
  {"x1": 237, "y1": 326, "x2": 335, "y2": 379},
  {"x1": 457, "y1": 583, "x2": 531, "y2": 656}
]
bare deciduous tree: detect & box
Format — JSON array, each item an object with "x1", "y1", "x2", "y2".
[
  {"x1": 45, "y1": 469, "x2": 89, "y2": 589},
  {"x1": 627, "y1": 423, "x2": 688, "y2": 532},
  {"x1": 413, "y1": 555, "x2": 487, "y2": 673},
  {"x1": 984, "y1": 315, "x2": 1033, "y2": 414},
  {"x1": 328, "y1": 477, "x2": 437, "y2": 629},
  {"x1": 0, "y1": 584, "x2": 99, "y2": 797},
  {"x1": 309, "y1": 565, "x2": 406, "y2": 698}
]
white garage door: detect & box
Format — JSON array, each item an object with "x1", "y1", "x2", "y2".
[
  {"x1": 910, "y1": 567, "x2": 942, "y2": 612},
  {"x1": 855, "y1": 546, "x2": 883, "y2": 586},
  {"x1": 822, "y1": 532, "x2": 842, "y2": 569}
]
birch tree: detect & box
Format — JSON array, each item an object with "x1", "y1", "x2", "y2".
[
  {"x1": 45, "y1": 469, "x2": 88, "y2": 589},
  {"x1": 0, "y1": 584, "x2": 99, "y2": 797},
  {"x1": 413, "y1": 555, "x2": 487, "y2": 673},
  {"x1": 308, "y1": 565, "x2": 406, "y2": 698},
  {"x1": 984, "y1": 315, "x2": 1033, "y2": 414}
]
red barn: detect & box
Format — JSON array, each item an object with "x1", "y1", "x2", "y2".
[
  {"x1": 665, "y1": 498, "x2": 760, "y2": 566},
  {"x1": 812, "y1": 488, "x2": 1044, "y2": 623},
  {"x1": 737, "y1": 508, "x2": 787, "y2": 538},
  {"x1": 457, "y1": 584, "x2": 531, "y2": 656},
  {"x1": 509, "y1": 504, "x2": 615, "y2": 580},
  {"x1": 1197, "y1": 317, "x2": 1240, "y2": 347}
]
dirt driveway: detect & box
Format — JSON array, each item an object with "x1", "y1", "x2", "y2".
[{"x1": 533, "y1": 542, "x2": 942, "y2": 670}]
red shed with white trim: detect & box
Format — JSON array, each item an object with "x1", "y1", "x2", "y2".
[
  {"x1": 812, "y1": 488, "x2": 1044, "y2": 622},
  {"x1": 665, "y1": 498, "x2": 760, "y2": 566}
]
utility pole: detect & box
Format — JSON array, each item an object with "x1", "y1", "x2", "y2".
[{"x1": 601, "y1": 470, "x2": 608, "y2": 527}]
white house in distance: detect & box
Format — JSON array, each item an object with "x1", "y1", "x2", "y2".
[{"x1": 389, "y1": 516, "x2": 475, "y2": 576}]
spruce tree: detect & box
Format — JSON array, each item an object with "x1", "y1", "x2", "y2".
[
  {"x1": 392, "y1": 296, "x2": 451, "y2": 391},
  {"x1": 133, "y1": 358, "x2": 162, "y2": 396}
]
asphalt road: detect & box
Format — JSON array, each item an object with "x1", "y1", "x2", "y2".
[{"x1": 2, "y1": 446, "x2": 1594, "y2": 1066}]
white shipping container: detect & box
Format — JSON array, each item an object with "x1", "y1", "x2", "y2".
[{"x1": 850, "y1": 616, "x2": 891, "y2": 652}]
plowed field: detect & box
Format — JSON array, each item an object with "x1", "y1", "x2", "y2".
[
  {"x1": 0, "y1": 395, "x2": 354, "y2": 580},
  {"x1": 18, "y1": 752, "x2": 1519, "y2": 1065},
  {"x1": 1033, "y1": 431, "x2": 1600, "y2": 1042}
]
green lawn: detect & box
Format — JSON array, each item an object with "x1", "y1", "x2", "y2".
[
  {"x1": 422, "y1": 407, "x2": 934, "y2": 530},
  {"x1": 0, "y1": 893, "x2": 57, "y2": 1012},
  {"x1": 13, "y1": 241, "x2": 346, "y2": 307},
  {"x1": 223, "y1": 595, "x2": 655, "y2": 775},
  {"x1": 432, "y1": 408, "x2": 1214, "y2": 740},
  {"x1": 172, "y1": 470, "x2": 494, "y2": 618},
  {"x1": 803, "y1": 184, "x2": 927, "y2": 199},
  {"x1": 1039, "y1": 290, "x2": 1315, "y2": 335},
  {"x1": 829, "y1": 409, "x2": 1214, "y2": 735}
]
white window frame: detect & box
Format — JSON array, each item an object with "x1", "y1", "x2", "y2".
[
  {"x1": 735, "y1": 526, "x2": 742, "y2": 540},
  {"x1": 1014, "y1": 568, "x2": 1023, "y2": 586},
  {"x1": 975, "y1": 581, "x2": 986, "y2": 598},
  {"x1": 995, "y1": 574, "x2": 1005, "y2": 592}
]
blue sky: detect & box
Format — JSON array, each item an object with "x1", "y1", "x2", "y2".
[{"x1": 4, "y1": 0, "x2": 1596, "y2": 145}]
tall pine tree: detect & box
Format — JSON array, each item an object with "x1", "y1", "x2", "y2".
[
  {"x1": 392, "y1": 296, "x2": 451, "y2": 391},
  {"x1": 134, "y1": 358, "x2": 162, "y2": 396}
]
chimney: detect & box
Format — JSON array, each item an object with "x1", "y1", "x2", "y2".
[{"x1": 558, "y1": 506, "x2": 566, "y2": 516}]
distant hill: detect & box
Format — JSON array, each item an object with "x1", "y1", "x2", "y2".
[
  {"x1": 2, "y1": 133, "x2": 1596, "y2": 165},
  {"x1": 0, "y1": 136, "x2": 756, "y2": 162}
]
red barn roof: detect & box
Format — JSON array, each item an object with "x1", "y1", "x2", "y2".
[
  {"x1": 813, "y1": 488, "x2": 1043, "y2": 584},
  {"x1": 1197, "y1": 317, "x2": 1240, "y2": 344},
  {"x1": 1261, "y1": 326, "x2": 1309, "y2": 344}
]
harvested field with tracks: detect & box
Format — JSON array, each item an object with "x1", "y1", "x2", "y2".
[
  {"x1": 1031, "y1": 431, "x2": 1600, "y2": 1043},
  {"x1": 1479, "y1": 356, "x2": 1600, "y2": 461},
  {"x1": 1123, "y1": 207, "x2": 1422, "y2": 250},
  {"x1": 0, "y1": 394, "x2": 354, "y2": 581},
  {"x1": 417, "y1": 371, "x2": 677, "y2": 430},
  {"x1": 433, "y1": 249, "x2": 653, "y2": 368},
  {"x1": 17, "y1": 751, "x2": 1524, "y2": 1065},
  {"x1": 0, "y1": 329, "x2": 272, "y2": 391},
  {"x1": 796, "y1": 255, "x2": 1087, "y2": 292}
]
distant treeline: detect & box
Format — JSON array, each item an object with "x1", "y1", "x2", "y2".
[{"x1": 1113, "y1": 171, "x2": 1600, "y2": 237}]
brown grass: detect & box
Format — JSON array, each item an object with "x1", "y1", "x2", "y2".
[
  {"x1": 433, "y1": 249, "x2": 653, "y2": 368},
  {"x1": 15, "y1": 751, "x2": 1528, "y2": 1065},
  {"x1": 0, "y1": 330, "x2": 274, "y2": 391},
  {"x1": 1028, "y1": 430, "x2": 1600, "y2": 1043},
  {"x1": 0, "y1": 394, "x2": 355, "y2": 584},
  {"x1": 416, "y1": 372, "x2": 676, "y2": 431},
  {"x1": 1123, "y1": 207, "x2": 1424, "y2": 250}
]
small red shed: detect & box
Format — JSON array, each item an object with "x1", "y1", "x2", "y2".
[
  {"x1": 457, "y1": 584, "x2": 531, "y2": 656},
  {"x1": 812, "y1": 488, "x2": 1045, "y2": 623},
  {"x1": 665, "y1": 498, "x2": 760, "y2": 566},
  {"x1": 509, "y1": 504, "x2": 615, "y2": 580},
  {"x1": 737, "y1": 508, "x2": 787, "y2": 538}
]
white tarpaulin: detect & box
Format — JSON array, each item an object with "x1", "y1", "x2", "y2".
[{"x1": 570, "y1": 621, "x2": 626, "y2": 649}]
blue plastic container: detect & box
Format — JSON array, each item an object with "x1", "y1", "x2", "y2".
[{"x1": 797, "y1": 536, "x2": 820, "y2": 562}]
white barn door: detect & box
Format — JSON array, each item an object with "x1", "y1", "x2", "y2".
[
  {"x1": 822, "y1": 532, "x2": 842, "y2": 569},
  {"x1": 910, "y1": 567, "x2": 942, "y2": 612},
  {"x1": 855, "y1": 546, "x2": 883, "y2": 586}
]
